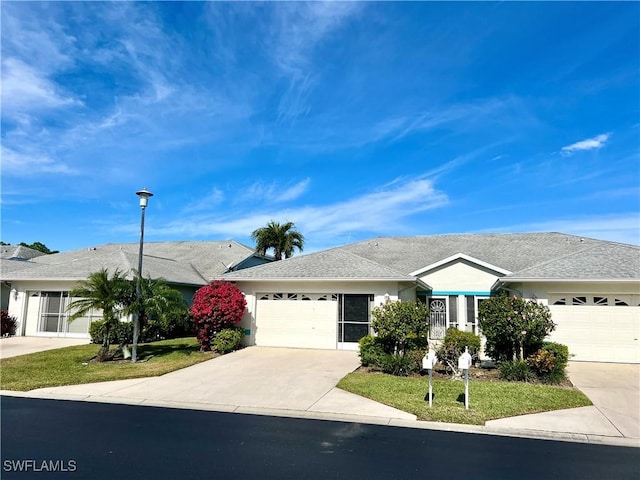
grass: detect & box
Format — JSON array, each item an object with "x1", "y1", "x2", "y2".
[
  {"x1": 0, "y1": 337, "x2": 214, "y2": 392},
  {"x1": 338, "y1": 372, "x2": 592, "y2": 425}
]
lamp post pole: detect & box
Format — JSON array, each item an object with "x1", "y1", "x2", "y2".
[{"x1": 132, "y1": 188, "x2": 153, "y2": 363}]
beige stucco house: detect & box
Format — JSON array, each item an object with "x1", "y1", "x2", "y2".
[{"x1": 222, "y1": 233, "x2": 639, "y2": 363}]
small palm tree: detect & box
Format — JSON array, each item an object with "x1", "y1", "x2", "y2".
[
  {"x1": 67, "y1": 268, "x2": 129, "y2": 358},
  {"x1": 126, "y1": 275, "x2": 190, "y2": 340},
  {"x1": 251, "y1": 220, "x2": 305, "y2": 261}
]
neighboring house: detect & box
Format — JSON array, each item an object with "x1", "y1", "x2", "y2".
[
  {"x1": 1, "y1": 241, "x2": 269, "y2": 338},
  {"x1": 221, "y1": 233, "x2": 640, "y2": 363},
  {"x1": 1, "y1": 245, "x2": 48, "y2": 310}
]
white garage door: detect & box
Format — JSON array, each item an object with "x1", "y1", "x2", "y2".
[
  {"x1": 549, "y1": 294, "x2": 640, "y2": 363},
  {"x1": 255, "y1": 293, "x2": 338, "y2": 349}
]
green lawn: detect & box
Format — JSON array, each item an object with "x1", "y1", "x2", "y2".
[
  {"x1": 338, "y1": 372, "x2": 592, "y2": 425},
  {"x1": 0, "y1": 337, "x2": 213, "y2": 392}
]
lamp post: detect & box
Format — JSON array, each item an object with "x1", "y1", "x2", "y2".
[{"x1": 132, "y1": 187, "x2": 153, "y2": 363}]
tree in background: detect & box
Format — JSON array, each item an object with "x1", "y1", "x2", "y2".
[
  {"x1": 18, "y1": 242, "x2": 59, "y2": 254},
  {"x1": 251, "y1": 221, "x2": 304, "y2": 261},
  {"x1": 478, "y1": 294, "x2": 555, "y2": 362},
  {"x1": 67, "y1": 269, "x2": 130, "y2": 360},
  {"x1": 190, "y1": 281, "x2": 247, "y2": 351}
]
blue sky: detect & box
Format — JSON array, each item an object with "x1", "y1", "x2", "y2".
[{"x1": 2, "y1": 1, "x2": 639, "y2": 254}]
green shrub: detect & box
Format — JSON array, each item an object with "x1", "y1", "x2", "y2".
[
  {"x1": 358, "y1": 335, "x2": 386, "y2": 367},
  {"x1": 437, "y1": 328, "x2": 481, "y2": 374},
  {"x1": 1, "y1": 310, "x2": 17, "y2": 337},
  {"x1": 539, "y1": 342, "x2": 569, "y2": 384},
  {"x1": 406, "y1": 349, "x2": 428, "y2": 373},
  {"x1": 212, "y1": 327, "x2": 245, "y2": 354},
  {"x1": 89, "y1": 320, "x2": 132, "y2": 346},
  {"x1": 527, "y1": 349, "x2": 556, "y2": 375},
  {"x1": 380, "y1": 354, "x2": 413, "y2": 376},
  {"x1": 478, "y1": 294, "x2": 555, "y2": 361},
  {"x1": 371, "y1": 301, "x2": 430, "y2": 355},
  {"x1": 499, "y1": 360, "x2": 536, "y2": 382}
]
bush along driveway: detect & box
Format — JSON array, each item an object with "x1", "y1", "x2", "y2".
[{"x1": 338, "y1": 371, "x2": 592, "y2": 425}]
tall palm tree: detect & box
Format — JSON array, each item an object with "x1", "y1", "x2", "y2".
[
  {"x1": 67, "y1": 268, "x2": 129, "y2": 357},
  {"x1": 251, "y1": 221, "x2": 305, "y2": 261}
]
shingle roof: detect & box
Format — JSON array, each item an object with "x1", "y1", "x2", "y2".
[
  {"x1": 503, "y1": 242, "x2": 640, "y2": 281},
  {"x1": 0, "y1": 245, "x2": 48, "y2": 260},
  {"x1": 0, "y1": 241, "x2": 255, "y2": 285},
  {"x1": 340, "y1": 233, "x2": 608, "y2": 275},
  {"x1": 222, "y1": 248, "x2": 416, "y2": 281},
  {"x1": 224, "y1": 232, "x2": 639, "y2": 283}
]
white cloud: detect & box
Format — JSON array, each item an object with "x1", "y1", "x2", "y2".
[
  {"x1": 142, "y1": 176, "x2": 448, "y2": 246},
  {"x1": 561, "y1": 133, "x2": 610, "y2": 156},
  {"x1": 237, "y1": 179, "x2": 311, "y2": 204},
  {"x1": 1, "y1": 146, "x2": 78, "y2": 176},
  {"x1": 181, "y1": 188, "x2": 225, "y2": 213},
  {"x1": 1, "y1": 57, "x2": 81, "y2": 115},
  {"x1": 275, "y1": 178, "x2": 310, "y2": 202},
  {"x1": 483, "y1": 214, "x2": 640, "y2": 246}
]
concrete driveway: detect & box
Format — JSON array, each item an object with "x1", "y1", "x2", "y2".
[
  {"x1": 567, "y1": 362, "x2": 640, "y2": 438},
  {"x1": 0, "y1": 336, "x2": 90, "y2": 359},
  {"x1": 487, "y1": 361, "x2": 640, "y2": 440},
  {"x1": 24, "y1": 347, "x2": 416, "y2": 421}
]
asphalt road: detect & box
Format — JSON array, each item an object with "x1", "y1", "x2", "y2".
[{"x1": 1, "y1": 396, "x2": 638, "y2": 480}]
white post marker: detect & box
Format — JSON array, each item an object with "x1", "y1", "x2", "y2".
[
  {"x1": 422, "y1": 350, "x2": 438, "y2": 407},
  {"x1": 458, "y1": 346, "x2": 473, "y2": 409}
]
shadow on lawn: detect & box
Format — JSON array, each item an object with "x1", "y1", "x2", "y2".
[{"x1": 137, "y1": 341, "x2": 203, "y2": 359}]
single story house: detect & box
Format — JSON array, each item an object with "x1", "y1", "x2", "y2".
[
  {"x1": 1, "y1": 241, "x2": 270, "y2": 338},
  {"x1": 1, "y1": 244, "x2": 48, "y2": 310},
  {"x1": 1, "y1": 233, "x2": 638, "y2": 363},
  {"x1": 221, "y1": 233, "x2": 639, "y2": 363}
]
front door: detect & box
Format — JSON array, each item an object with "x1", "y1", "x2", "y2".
[
  {"x1": 338, "y1": 294, "x2": 371, "y2": 350},
  {"x1": 429, "y1": 298, "x2": 447, "y2": 340}
]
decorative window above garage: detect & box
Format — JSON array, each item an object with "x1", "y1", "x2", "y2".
[
  {"x1": 551, "y1": 295, "x2": 634, "y2": 306},
  {"x1": 257, "y1": 293, "x2": 338, "y2": 301}
]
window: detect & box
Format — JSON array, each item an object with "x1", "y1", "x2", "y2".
[
  {"x1": 448, "y1": 296, "x2": 458, "y2": 329},
  {"x1": 553, "y1": 298, "x2": 567, "y2": 305},
  {"x1": 338, "y1": 294, "x2": 372, "y2": 343},
  {"x1": 615, "y1": 298, "x2": 629, "y2": 306},
  {"x1": 593, "y1": 296, "x2": 608, "y2": 305},
  {"x1": 287, "y1": 293, "x2": 298, "y2": 300},
  {"x1": 572, "y1": 296, "x2": 587, "y2": 305}
]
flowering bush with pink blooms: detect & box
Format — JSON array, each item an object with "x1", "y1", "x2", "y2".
[{"x1": 190, "y1": 281, "x2": 246, "y2": 351}]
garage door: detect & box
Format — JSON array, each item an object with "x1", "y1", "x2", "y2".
[
  {"x1": 255, "y1": 293, "x2": 338, "y2": 349},
  {"x1": 549, "y1": 295, "x2": 640, "y2": 363}
]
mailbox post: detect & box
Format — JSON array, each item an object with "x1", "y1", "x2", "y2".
[
  {"x1": 457, "y1": 347, "x2": 472, "y2": 409},
  {"x1": 422, "y1": 350, "x2": 437, "y2": 407}
]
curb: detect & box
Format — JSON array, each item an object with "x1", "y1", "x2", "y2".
[{"x1": 2, "y1": 390, "x2": 638, "y2": 448}]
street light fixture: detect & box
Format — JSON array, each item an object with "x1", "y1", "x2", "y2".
[{"x1": 132, "y1": 187, "x2": 153, "y2": 363}]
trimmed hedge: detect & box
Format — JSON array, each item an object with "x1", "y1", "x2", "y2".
[{"x1": 212, "y1": 327, "x2": 245, "y2": 354}]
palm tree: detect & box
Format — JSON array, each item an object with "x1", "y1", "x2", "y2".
[
  {"x1": 125, "y1": 275, "x2": 190, "y2": 340},
  {"x1": 251, "y1": 221, "x2": 305, "y2": 261},
  {"x1": 67, "y1": 268, "x2": 130, "y2": 358}
]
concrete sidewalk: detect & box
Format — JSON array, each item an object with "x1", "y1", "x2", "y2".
[
  {"x1": 0, "y1": 336, "x2": 90, "y2": 359},
  {"x1": 1, "y1": 348, "x2": 638, "y2": 448}
]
